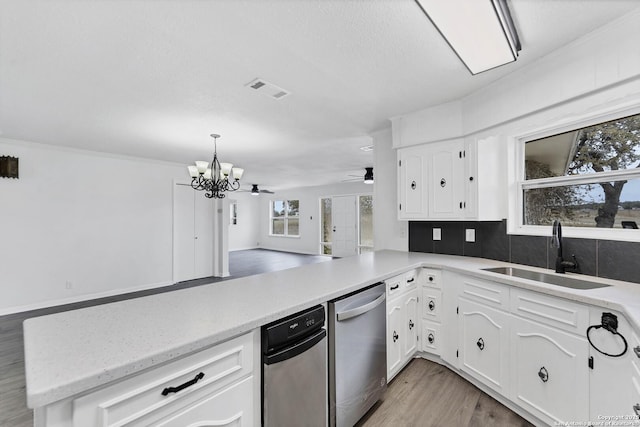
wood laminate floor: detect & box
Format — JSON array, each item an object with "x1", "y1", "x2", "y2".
[
  {"x1": 358, "y1": 358, "x2": 534, "y2": 427},
  {"x1": 0, "y1": 249, "x2": 329, "y2": 427}
]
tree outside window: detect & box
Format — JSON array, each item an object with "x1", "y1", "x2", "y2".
[{"x1": 523, "y1": 112, "x2": 640, "y2": 229}]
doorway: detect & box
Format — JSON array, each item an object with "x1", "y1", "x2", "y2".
[{"x1": 320, "y1": 194, "x2": 373, "y2": 257}]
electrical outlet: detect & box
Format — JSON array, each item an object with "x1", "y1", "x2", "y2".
[
  {"x1": 465, "y1": 229, "x2": 476, "y2": 242},
  {"x1": 433, "y1": 228, "x2": 442, "y2": 241}
]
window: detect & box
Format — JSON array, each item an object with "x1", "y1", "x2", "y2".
[
  {"x1": 514, "y1": 109, "x2": 640, "y2": 239},
  {"x1": 358, "y1": 195, "x2": 374, "y2": 253},
  {"x1": 320, "y1": 198, "x2": 332, "y2": 255},
  {"x1": 270, "y1": 200, "x2": 300, "y2": 237}
]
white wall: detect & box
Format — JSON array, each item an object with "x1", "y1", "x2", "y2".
[
  {"x1": 228, "y1": 192, "x2": 260, "y2": 251},
  {"x1": 373, "y1": 128, "x2": 408, "y2": 251},
  {"x1": 257, "y1": 182, "x2": 372, "y2": 255},
  {"x1": 0, "y1": 138, "x2": 186, "y2": 314}
]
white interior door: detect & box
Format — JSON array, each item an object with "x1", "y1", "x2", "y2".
[
  {"x1": 173, "y1": 184, "x2": 214, "y2": 283},
  {"x1": 332, "y1": 195, "x2": 357, "y2": 258},
  {"x1": 174, "y1": 184, "x2": 196, "y2": 283},
  {"x1": 194, "y1": 194, "x2": 214, "y2": 278}
]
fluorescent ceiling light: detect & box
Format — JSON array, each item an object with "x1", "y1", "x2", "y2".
[{"x1": 415, "y1": 0, "x2": 521, "y2": 75}]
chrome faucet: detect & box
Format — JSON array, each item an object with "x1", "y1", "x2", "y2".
[{"x1": 551, "y1": 220, "x2": 579, "y2": 274}]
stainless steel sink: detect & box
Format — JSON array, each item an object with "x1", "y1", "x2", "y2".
[{"x1": 482, "y1": 267, "x2": 610, "y2": 290}]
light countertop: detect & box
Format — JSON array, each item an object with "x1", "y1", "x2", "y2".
[{"x1": 23, "y1": 250, "x2": 640, "y2": 408}]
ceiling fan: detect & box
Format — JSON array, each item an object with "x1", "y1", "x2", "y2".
[
  {"x1": 342, "y1": 167, "x2": 374, "y2": 184},
  {"x1": 238, "y1": 184, "x2": 274, "y2": 195}
]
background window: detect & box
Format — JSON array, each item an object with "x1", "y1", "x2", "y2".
[
  {"x1": 522, "y1": 112, "x2": 640, "y2": 229},
  {"x1": 358, "y1": 195, "x2": 373, "y2": 253},
  {"x1": 270, "y1": 200, "x2": 300, "y2": 236},
  {"x1": 320, "y1": 198, "x2": 332, "y2": 255}
]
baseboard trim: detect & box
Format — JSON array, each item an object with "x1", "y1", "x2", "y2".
[{"x1": 0, "y1": 281, "x2": 174, "y2": 316}]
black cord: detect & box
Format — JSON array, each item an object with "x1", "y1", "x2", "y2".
[{"x1": 586, "y1": 324, "x2": 628, "y2": 358}]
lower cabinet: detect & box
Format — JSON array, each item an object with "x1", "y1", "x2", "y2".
[
  {"x1": 510, "y1": 316, "x2": 588, "y2": 425},
  {"x1": 458, "y1": 297, "x2": 510, "y2": 396},
  {"x1": 387, "y1": 288, "x2": 418, "y2": 381},
  {"x1": 42, "y1": 331, "x2": 258, "y2": 427},
  {"x1": 144, "y1": 376, "x2": 253, "y2": 427}
]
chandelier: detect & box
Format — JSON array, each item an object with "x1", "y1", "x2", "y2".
[{"x1": 187, "y1": 134, "x2": 244, "y2": 199}]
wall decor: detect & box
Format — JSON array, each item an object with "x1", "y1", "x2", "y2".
[{"x1": 0, "y1": 156, "x2": 19, "y2": 179}]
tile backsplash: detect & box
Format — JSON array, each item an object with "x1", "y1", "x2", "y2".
[{"x1": 409, "y1": 220, "x2": 640, "y2": 284}]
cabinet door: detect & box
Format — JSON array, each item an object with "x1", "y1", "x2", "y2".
[
  {"x1": 511, "y1": 316, "x2": 588, "y2": 425},
  {"x1": 398, "y1": 146, "x2": 427, "y2": 219},
  {"x1": 459, "y1": 298, "x2": 510, "y2": 396},
  {"x1": 403, "y1": 290, "x2": 419, "y2": 359},
  {"x1": 387, "y1": 297, "x2": 404, "y2": 380},
  {"x1": 154, "y1": 376, "x2": 254, "y2": 427},
  {"x1": 422, "y1": 288, "x2": 441, "y2": 322},
  {"x1": 588, "y1": 308, "x2": 636, "y2": 420},
  {"x1": 428, "y1": 141, "x2": 464, "y2": 218}
]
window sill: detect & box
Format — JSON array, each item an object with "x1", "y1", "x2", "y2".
[
  {"x1": 509, "y1": 224, "x2": 640, "y2": 242},
  {"x1": 268, "y1": 234, "x2": 301, "y2": 239}
]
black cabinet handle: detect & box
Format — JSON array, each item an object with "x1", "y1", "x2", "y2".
[
  {"x1": 428, "y1": 333, "x2": 434, "y2": 344},
  {"x1": 469, "y1": 176, "x2": 474, "y2": 182},
  {"x1": 393, "y1": 331, "x2": 399, "y2": 343},
  {"x1": 428, "y1": 300, "x2": 435, "y2": 311},
  {"x1": 477, "y1": 338, "x2": 485, "y2": 350},
  {"x1": 407, "y1": 277, "x2": 415, "y2": 283},
  {"x1": 440, "y1": 178, "x2": 446, "y2": 187},
  {"x1": 538, "y1": 367, "x2": 549, "y2": 383},
  {"x1": 428, "y1": 276, "x2": 434, "y2": 282},
  {"x1": 634, "y1": 346, "x2": 640, "y2": 358},
  {"x1": 634, "y1": 404, "x2": 640, "y2": 417},
  {"x1": 162, "y1": 372, "x2": 205, "y2": 396},
  {"x1": 390, "y1": 284, "x2": 399, "y2": 291},
  {"x1": 411, "y1": 180, "x2": 417, "y2": 190},
  {"x1": 409, "y1": 319, "x2": 414, "y2": 330}
]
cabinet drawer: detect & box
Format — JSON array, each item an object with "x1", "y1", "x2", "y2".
[
  {"x1": 422, "y1": 288, "x2": 442, "y2": 321},
  {"x1": 149, "y1": 375, "x2": 254, "y2": 427},
  {"x1": 632, "y1": 359, "x2": 640, "y2": 417},
  {"x1": 511, "y1": 288, "x2": 588, "y2": 335},
  {"x1": 72, "y1": 331, "x2": 255, "y2": 427},
  {"x1": 421, "y1": 319, "x2": 441, "y2": 355},
  {"x1": 459, "y1": 276, "x2": 509, "y2": 310},
  {"x1": 386, "y1": 274, "x2": 405, "y2": 298},
  {"x1": 421, "y1": 268, "x2": 441, "y2": 289},
  {"x1": 405, "y1": 269, "x2": 419, "y2": 291}
]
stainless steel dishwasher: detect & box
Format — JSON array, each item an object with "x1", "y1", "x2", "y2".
[
  {"x1": 262, "y1": 304, "x2": 327, "y2": 427},
  {"x1": 328, "y1": 282, "x2": 387, "y2": 427}
]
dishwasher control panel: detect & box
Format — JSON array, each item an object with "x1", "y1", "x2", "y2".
[{"x1": 263, "y1": 305, "x2": 325, "y2": 352}]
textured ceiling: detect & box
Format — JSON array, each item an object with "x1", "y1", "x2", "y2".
[{"x1": 1, "y1": 0, "x2": 639, "y2": 190}]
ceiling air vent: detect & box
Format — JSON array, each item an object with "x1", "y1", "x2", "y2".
[{"x1": 245, "y1": 78, "x2": 290, "y2": 100}]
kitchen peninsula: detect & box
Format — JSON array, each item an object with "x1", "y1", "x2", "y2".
[{"x1": 24, "y1": 250, "x2": 640, "y2": 426}]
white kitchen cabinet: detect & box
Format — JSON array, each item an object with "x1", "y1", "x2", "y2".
[
  {"x1": 386, "y1": 272, "x2": 419, "y2": 381},
  {"x1": 386, "y1": 294, "x2": 404, "y2": 379},
  {"x1": 397, "y1": 140, "x2": 465, "y2": 220},
  {"x1": 396, "y1": 137, "x2": 505, "y2": 220},
  {"x1": 458, "y1": 297, "x2": 510, "y2": 396},
  {"x1": 397, "y1": 145, "x2": 428, "y2": 219},
  {"x1": 428, "y1": 140, "x2": 465, "y2": 218},
  {"x1": 588, "y1": 308, "x2": 638, "y2": 421},
  {"x1": 46, "y1": 331, "x2": 259, "y2": 427},
  {"x1": 510, "y1": 316, "x2": 588, "y2": 425},
  {"x1": 419, "y1": 268, "x2": 443, "y2": 357}
]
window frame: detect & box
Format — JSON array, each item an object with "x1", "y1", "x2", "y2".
[
  {"x1": 269, "y1": 199, "x2": 300, "y2": 238},
  {"x1": 508, "y1": 103, "x2": 640, "y2": 242}
]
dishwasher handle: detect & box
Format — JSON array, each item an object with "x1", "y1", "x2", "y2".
[{"x1": 337, "y1": 292, "x2": 386, "y2": 321}]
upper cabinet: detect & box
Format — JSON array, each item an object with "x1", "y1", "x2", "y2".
[{"x1": 397, "y1": 136, "x2": 506, "y2": 221}]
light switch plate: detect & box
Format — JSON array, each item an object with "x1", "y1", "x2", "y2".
[
  {"x1": 465, "y1": 228, "x2": 476, "y2": 242},
  {"x1": 433, "y1": 228, "x2": 441, "y2": 241}
]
